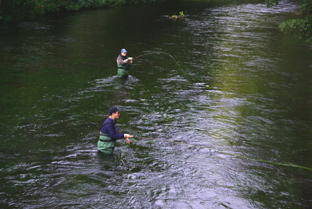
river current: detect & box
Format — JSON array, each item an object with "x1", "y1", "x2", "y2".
[{"x1": 1, "y1": 0, "x2": 312, "y2": 208}]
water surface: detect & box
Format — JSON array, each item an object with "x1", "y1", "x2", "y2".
[{"x1": 1, "y1": 0, "x2": 312, "y2": 208}]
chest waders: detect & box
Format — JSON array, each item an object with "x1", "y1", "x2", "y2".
[
  {"x1": 98, "y1": 122, "x2": 116, "y2": 154},
  {"x1": 117, "y1": 63, "x2": 131, "y2": 79}
]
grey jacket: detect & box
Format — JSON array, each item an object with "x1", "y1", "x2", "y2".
[{"x1": 116, "y1": 54, "x2": 130, "y2": 65}]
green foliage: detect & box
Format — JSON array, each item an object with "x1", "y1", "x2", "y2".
[
  {"x1": 127, "y1": 0, "x2": 159, "y2": 3},
  {"x1": 299, "y1": 0, "x2": 312, "y2": 14},
  {"x1": 266, "y1": 0, "x2": 279, "y2": 7},
  {"x1": 165, "y1": 11, "x2": 185, "y2": 19},
  {"x1": 279, "y1": 17, "x2": 312, "y2": 42},
  {"x1": 267, "y1": 0, "x2": 312, "y2": 43}
]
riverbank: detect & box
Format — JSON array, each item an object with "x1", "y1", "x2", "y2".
[
  {"x1": 0, "y1": 0, "x2": 157, "y2": 22},
  {"x1": 1, "y1": 0, "x2": 311, "y2": 43}
]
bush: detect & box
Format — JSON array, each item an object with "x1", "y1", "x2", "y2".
[
  {"x1": 266, "y1": 0, "x2": 279, "y2": 7},
  {"x1": 299, "y1": 0, "x2": 312, "y2": 14},
  {"x1": 267, "y1": 0, "x2": 312, "y2": 43},
  {"x1": 279, "y1": 17, "x2": 312, "y2": 42}
]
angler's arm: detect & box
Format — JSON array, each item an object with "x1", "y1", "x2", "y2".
[
  {"x1": 106, "y1": 123, "x2": 124, "y2": 139},
  {"x1": 116, "y1": 55, "x2": 129, "y2": 65}
]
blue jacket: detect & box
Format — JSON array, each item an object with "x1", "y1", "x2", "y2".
[{"x1": 100, "y1": 117, "x2": 124, "y2": 140}]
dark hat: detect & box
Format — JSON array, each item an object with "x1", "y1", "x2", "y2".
[{"x1": 110, "y1": 106, "x2": 121, "y2": 115}]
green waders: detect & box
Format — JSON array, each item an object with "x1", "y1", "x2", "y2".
[
  {"x1": 117, "y1": 63, "x2": 131, "y2": 79},
  {"x1": 98, "y1": 131, "x2": 116, "y2": 154}
]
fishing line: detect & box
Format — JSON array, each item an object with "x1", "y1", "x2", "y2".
[
  {"x1": 129, "y1": 53, "x2": 312, "y2": 171},
  {"x1": 133, "y1": 51, "x2": 192, "y2": 81},
  {"x1": 134, "y1": 51, "x2": 175, "y2": 61},
  {"x1": 131, "y1": 136, "x2": 312, "y2": 172}
]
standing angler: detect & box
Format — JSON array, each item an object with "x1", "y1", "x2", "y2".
[
  {"x1": 116, "y1": 48, "x2": 133, "y2": 79},
  {"x1": 98, "y1": 106, "x2": 132, "y2": 154}
]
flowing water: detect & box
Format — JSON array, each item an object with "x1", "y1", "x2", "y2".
[{"x1": 1, "y1": 0, "x2": 312, "y2": 208}]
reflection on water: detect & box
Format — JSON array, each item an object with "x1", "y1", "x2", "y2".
[{"x1": 1, "y1": 0, "x2": 312, "y2": 208}]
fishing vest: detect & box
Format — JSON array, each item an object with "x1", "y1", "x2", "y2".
[
  {"x1": 99, "y1": 122, "x2": 114, "y2": 142},
  {"x1": 99, "y1": 131, "x2": 114, "y2": 142},
  {"x1": 117, "y1": 63, "x2": 131, "y2": 70}
]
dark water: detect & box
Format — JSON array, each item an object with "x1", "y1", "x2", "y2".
[{"x1": 1, "y1": 0, "x2": 312, "y2": 208}]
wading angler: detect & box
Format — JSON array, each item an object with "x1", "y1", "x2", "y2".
[
  {"x1": 98, "y1": 106, "x2": 132, "y2": 154},
  {"x1": 116, "y1": 48, "x2": 133, "y2": 79}
]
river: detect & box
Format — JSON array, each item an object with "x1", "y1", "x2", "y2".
[{"x1": 1, "y1": 0, "x2": 312, "y2": 208}]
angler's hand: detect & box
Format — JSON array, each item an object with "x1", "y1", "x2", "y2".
[
  {"x1": 124, "y1": 134, "x2": 132, "y2": 144},
  {"x1": 124, "y1": 134, "x2": 132, "y2": 138}
]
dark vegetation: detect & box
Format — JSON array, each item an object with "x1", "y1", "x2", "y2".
[
  {"x1": 0, "y1": 0, "x2": 157, "y2": 22},
  {"x1": 267, "y1": 0, "x2": 312, "y2": 42}
]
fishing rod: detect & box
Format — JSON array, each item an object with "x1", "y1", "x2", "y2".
[
  {"x1": 132, "y1": 136, "x2": 162, "y2": 141},
  {"x1": 130, "y1": 136, "x2": 312, "y2": 172}
]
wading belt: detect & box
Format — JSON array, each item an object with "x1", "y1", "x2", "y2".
[{"x1": 99, "y1": 122, "x2": 115, "y2": 142}]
